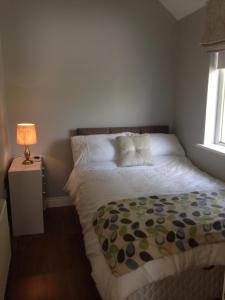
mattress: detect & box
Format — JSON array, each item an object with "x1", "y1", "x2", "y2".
[
  {"x1": 65, "y1": 156, "x2": 225, "y2": 300},
  {"x1": 128, "y1": 266, "x2": 225, "y2": 300}
]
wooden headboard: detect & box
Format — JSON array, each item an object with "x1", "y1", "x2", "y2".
[{"x1": 74, "y1": 125, "x2": 169, "y2": 136}]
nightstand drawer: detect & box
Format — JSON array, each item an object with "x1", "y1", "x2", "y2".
[{"x1": 41, "y1": 161, "x2": 47, "y2": 209}]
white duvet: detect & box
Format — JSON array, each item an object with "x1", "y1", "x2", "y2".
[{"x1": 65, "y1": 156, "x2": 225, "y2": 300}]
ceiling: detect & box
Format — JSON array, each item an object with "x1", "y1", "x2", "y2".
[{"x1": 159, "y1": 0, "x2": 207, "y2": 20}]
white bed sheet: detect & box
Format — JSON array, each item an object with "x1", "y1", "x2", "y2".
[{"x1": 65, "y1": 156, "x2": 225, "y2": 300}]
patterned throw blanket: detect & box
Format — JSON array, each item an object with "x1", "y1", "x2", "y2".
[{"x1": 93, "y1": 190, "x2": 225, "y2": 277}]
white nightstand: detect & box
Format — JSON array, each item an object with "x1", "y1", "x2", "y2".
[{"x1": 8, "y1": 157, "x2": 45, "y2": 236}]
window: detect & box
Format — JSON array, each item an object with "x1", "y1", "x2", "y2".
[
  {"x1": 202, "y1": 52, "x2": 225, "y2": 153},
  {"x1": 222, "y1": 97, "x2": 225, "y2": 143},
  {"x1": 215, "y1": 69, "x2": 225, "y2": 145}
]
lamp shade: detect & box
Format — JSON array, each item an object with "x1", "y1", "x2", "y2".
[{"x1": 17, "y1": 123, "x2": 37, "y2": 145}]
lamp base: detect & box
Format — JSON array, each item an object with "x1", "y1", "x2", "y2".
[
  {"x1": 23, "y1": 159, "x2": 34, "y2": 165},
  {"x1": 23, "y1": 145, "x2": 33, "y2": 165}
]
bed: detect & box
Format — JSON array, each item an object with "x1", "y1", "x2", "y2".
[{"x1": 65, "y1": 126, "x2": 225, "y2": 300}]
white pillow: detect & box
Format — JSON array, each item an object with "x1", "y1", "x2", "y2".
[
  {"x1": 71, "y1": 133, "x2": 129, "y2": 165},
  {"x1": 149, "y1": 134, "x2": 185, "y2": 156},
  {"x1": 127, "y1": 133, "x2": 185, "y2": 156},
  {"x1": 117, "y1": 134, "x2": 152, "y2": 167}
]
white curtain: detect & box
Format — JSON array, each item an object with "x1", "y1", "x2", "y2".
[{"x1": 201, "y1": 0, "x2": 225, "y2": 51}]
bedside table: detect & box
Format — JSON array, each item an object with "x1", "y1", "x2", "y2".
[{"x1": 8, "y1": 157, "x2": 45, "y2": 236}]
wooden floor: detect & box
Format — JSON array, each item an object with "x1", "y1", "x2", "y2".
[{"x1": 5, "y1": 206, "x2": 101, "y2": 300}]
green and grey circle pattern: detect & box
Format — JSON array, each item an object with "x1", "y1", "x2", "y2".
[{"x1": 93, "y1": 190, "x2": 225, "y2": 277}]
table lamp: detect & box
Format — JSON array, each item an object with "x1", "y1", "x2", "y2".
[{"x1": 16, "y1": 123, "x2": 37, "y2": 165}]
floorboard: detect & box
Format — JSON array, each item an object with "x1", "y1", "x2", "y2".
[{"x1": 5, "y1": 206, "x2": 101, "y2": 300}]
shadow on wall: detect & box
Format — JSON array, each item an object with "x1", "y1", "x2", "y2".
[
  {"x1": 0, "y1": 89, "x2": 9, "y2": 199},
  {"x1": 45, "y1": 138, "x2": 73, "y2": 197}
]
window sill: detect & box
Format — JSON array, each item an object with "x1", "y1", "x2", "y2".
[{"x1": 196, "y1": 143, "x2": 225, "y2": 157}]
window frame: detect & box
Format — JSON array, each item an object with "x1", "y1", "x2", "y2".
[
  {"x1": 203, "y1": 52, "x2": 225, "y2": 153},
  {"x1": 215, "y1": 69, "x2": 225, "y2": 146}
]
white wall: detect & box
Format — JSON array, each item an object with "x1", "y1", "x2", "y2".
[
  {"x1": 176, "y1": 8, "x2": 225, "y2": 181},
  {"x1": 1, "y1": 0, "x2": 176, "y2": 197},
  {"x1": 0, "y1": 37, "x2": 9, "y2": 198}
]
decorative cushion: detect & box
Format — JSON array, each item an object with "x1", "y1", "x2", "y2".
[{"x1": 117, "y1": 134, "x2": 152, "y2": 167}]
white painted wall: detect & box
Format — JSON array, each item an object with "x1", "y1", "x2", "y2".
[
  {"x1": 1, "y1": 0, "x2": 176, "y2": 197},
  {"x1": 0, "y1": 1, "x2": 224, "y2": 199},
  {"x1": 176, "y1": 8, "x2": 225, "y2": 181}
]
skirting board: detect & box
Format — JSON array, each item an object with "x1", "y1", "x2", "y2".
[{"x1": 46, "y1": 196, "x2": 73, "y2": 208}]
